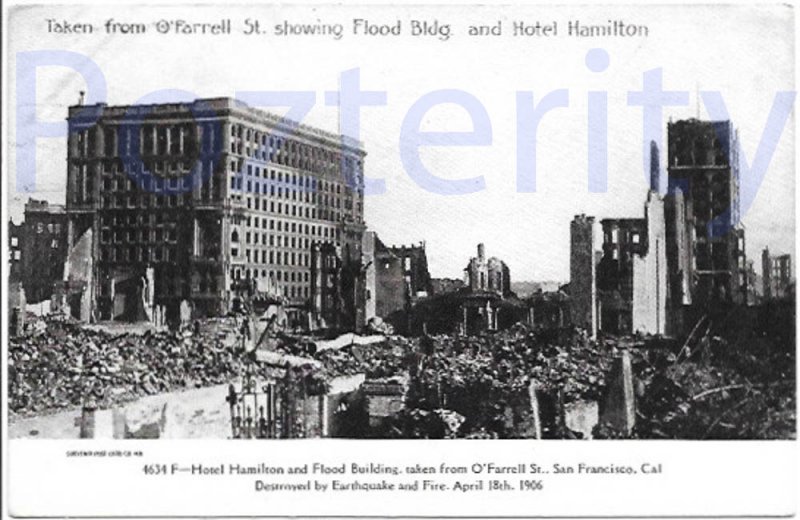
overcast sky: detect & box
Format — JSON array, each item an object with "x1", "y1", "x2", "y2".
[{"x1": 6, "y1": 4, "x2": 795, "y2": 281}]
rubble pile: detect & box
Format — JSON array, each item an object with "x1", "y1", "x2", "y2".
[
  {"x1": 8, "y1": 318, "x2": 248, "y2": 416},
  {"x1": 402, "y1": 325, "x2": 614, "y2": 437},
  {"x1": 422, "y1": 325, "x2": 612, "y2": 398},
  {"x1": 277, "y1": 324, "x2": 617, "y2": 438},
  {"x1": 631, "y1": 348, "x2": 795, "y2": 440},
  {"x1": 278, "y1": 336, "x2": 415, "y2": 380},
  {"x1": 605, "y1": 305, "x2": 796, "y2": 440}
]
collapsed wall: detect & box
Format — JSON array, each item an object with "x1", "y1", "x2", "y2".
[{"x1": 53, "y1": 227, "x2": 94, "y2": 322}]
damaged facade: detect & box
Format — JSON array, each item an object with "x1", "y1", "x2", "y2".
[
  {"x1": 571, "y1": 119, "x2": 749, "y2": 338},
  {"x1": 459, "y1": 243, "x2": 517, "y2": 334},
  {"x1": 412, "y1": 244, "x2": 523, "y2": 335},
  {"x1": 762, "y1": 248, "x2": 793, "y2": 301},
  {"x1": 8, "y1": 199, "x2": 68, "y2": 304},
  {"x1": 53, "y1": 224, "x2": 96, "y2": 321},
  {"x1": 8, "y1": 219, "x2": 23, "y2": 281},
  {"x1": 526, "y1": 289, "x2": 570, "y2": 330},
  {"x1": 666, "y1": 119, "x2": 747, "y2": 306},
  {"x1": 65, "y1": 98, "x2": 366, "y2": 327},
  {"x1": 466, "y1": 243, "x2": 511, "y2": 296},
  {"x1": 597, "y1": 217, "x2": 647, "y2": 334},
  {"x1": 430, "y1": 278, "x2": 466, "y2": 295},
  {"x1": 361, "y1": 233, "x2": 432, "y2": 332},
  {"x1": 597, "y1": 181, "x2": 667, "y2": 335}
]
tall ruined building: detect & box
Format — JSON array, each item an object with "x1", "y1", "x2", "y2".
[
  {"x1": 66, "y1": 98, "x2": 366, "y2": 324},
  {"x1": 570, "y1": 215, "x2": 597, "y2": 337},
  {"x1": 667, "y1": 119, "x2": 746, "y2": 306},
  {"x1": 596, "y1": 141, "x2": 667, "y2": 336}
]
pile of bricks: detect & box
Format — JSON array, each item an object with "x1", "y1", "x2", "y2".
[
  {"x1": 419, "y1": 325, "x2": 615, "y2": 403},
  {"x1": 278, "y1": 337, "x2": 414, "y2": 380},
  {"x1": 8, "y1": 317, "x2": 248, "y2": 416},
  {"x1": 396, "y1": 325, "x2": 622, "y2": 438}
]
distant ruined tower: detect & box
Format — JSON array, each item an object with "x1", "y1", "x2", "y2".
[
  {"x1": 762, "y1": 247, "x2": 772, "y2": 300},
  {"x1": 570, "y1": 214, "x2": 597, "y2": 338}
]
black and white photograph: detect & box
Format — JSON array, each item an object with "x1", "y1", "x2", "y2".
[{"x1": 2, "y1": 2, "x2": 797, "y2": 517}]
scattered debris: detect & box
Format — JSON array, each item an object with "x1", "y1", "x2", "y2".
[
  {"x1": 10, "y1": 302, "x2": 794, "y2": 440},
  {"x1": 9, "y1": 316, "x2": 249, "y2": 416}
]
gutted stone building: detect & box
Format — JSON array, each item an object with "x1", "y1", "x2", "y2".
[
  {"x1": 466, "y1": 243, "x2": 511, "y2": 296},
  {"x1": 762, "y1": 248, "x2": 793, "y2": 301},
  {"x1": 388, "y1": 242, "x2": 432, "y2": 299},
  {"x1": 407, "y1": 243, "x2": 523, "y2": 335},
  {"x1": 8, "y1": 219, "x2": 24, "y2": 282},
  {"x1": 459, "y1": 243, "x2": 518, "y2": 334},
  {"x1": 8, "y1": 199, "x2": 68, "y2": 303},
  {"x1": 596, "y1": 192, "x2": 668, "y2": 336},
  {"x1": 597, "y1": 218, "x2": 646, "y2": 333},
  {"x1": 65, "y1": 97, "x2": 366, "y2": 325},
  {"x1": 361, "y1": 232, "x2": 432, "y2": 331},
  {"x1": 590, "y1": 142, "x2": 668, "y2": 336}
]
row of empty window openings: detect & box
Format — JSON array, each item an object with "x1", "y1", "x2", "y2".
[
  {"x1": 30, "y1": 223, "x2": 64, "y2": 234},
  {"x1": 232, "y1": 222, "x2": 339, "y2": 239},
  {"x1": 100, "y1": 193, "x2": 196, "y2": 209},
  {"x1": 97, "y1": 159, "x2": 360, "y2": 201},
  {"x1": 101, "y1": 213, "x2": 179, "y2": 227},
  {"x1": 75, "y1": 124, "x2": 217, "y2": 158},
  {"x1": 229, "y1": 123, "x2": 361, "y2": 177},
  {"x1": 74, "y1": 124, "x2": 363, "y2": 182},
  {"x1": 100, "y1": 246, "x2": 174, "y2": 263},
  {"x1": 234, "y1": 234, "x2": 313, "y2": 249},
  {"x1": 230, "y1": 143, "x2": 353, "y2": 176},
  {"x1": 234, "y1": 196, "x2": 353, "y2": 223},
  {"x1": 230, "y1": 177, "x2": 350, "y2": 209},
  {"x1": 670, "y1": 136, "x2": 728, "y2": 167},
  {"x1": 231, "y1": 248, "x2": 311, "y2": 267},
  {"x1": 232, "y1": 268, "x2": 310, "y2": 284},
  {"x1": 101, "y1": 228, "x2": 177, "y2": 244},
  {"x1": 231, "y1": 162, "x2": 353, "y2": 195},
  {"x1": 604, "y1": 230, "x2": 642, "y2": 245}
]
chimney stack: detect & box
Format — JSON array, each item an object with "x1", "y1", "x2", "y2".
[{"x1": 649, "y1": 140, "x2": 660, "y2": 193}]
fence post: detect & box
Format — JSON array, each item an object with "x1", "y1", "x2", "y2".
[
  {"x1": 79, "y1": 402, "x2": 97, "y2": 439},
  {"x1": 112, "y1": 408, "x2": 127, "y2": 439}
]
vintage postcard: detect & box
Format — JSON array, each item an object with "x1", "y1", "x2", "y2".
[{"x1": 2, "y1": 1, "x2": 796, "y2": 517}]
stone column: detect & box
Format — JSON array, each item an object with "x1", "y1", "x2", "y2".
[
  {"x1": 528, "y1": 379, "x2": 542, "y2": 440},
  {"x1": 600, "y1": 350, "x2": 636, "y2": 435}
]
